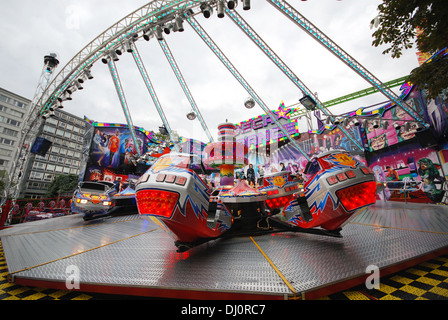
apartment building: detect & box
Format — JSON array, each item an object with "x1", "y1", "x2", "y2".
[
  {"x1": 22, "y1": 109, "x2": 86, "y2": 198},
  {"x1": 0, "y1": 88, "x2": 31, "y2": 176}
]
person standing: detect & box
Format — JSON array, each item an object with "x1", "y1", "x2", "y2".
[
  {"x1": 246, "y1": 164, "x2": 256, "y2": 187},
  {"x1": 257, "y1": 165, "x2": 264, "y2": 187}
]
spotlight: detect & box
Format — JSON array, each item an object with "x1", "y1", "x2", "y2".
[
  {"x1": 362, "y1": 119, "x2": 369, "y2": 129},
  {"x1": 124, "y1": 41, "x2": 133, "y2": 53},
  {"x1": 333, "y1": 117, "x2": 341, "y2": 125},
  {"x1": 42, "y1": 110, "x2": 56, "y2": 120},
  {"x1": 415, "y1": 122, "x2": 425, "y2": 131},
  {"x1": 244, "y1": 97, "x2": 255, "y2": 109},
  {"x1": 352, "y1": 118, "x2": 360, "y2": 126},
  {"x1": 155, "y1": 25, "x2": 164, "y2": 40},
  {"x1": 217, "y1": 0, "x2": 225, "y2": 18},
  {"x1": 50, "y1": 100, "x2": 64, "y2": 111},
  {"x1": 372, "y1": 120, "x2": 379, "y2": 129},
  {"x1": 393, "y1": 122, "x2": 401, "y2": 130},
  {"x1": 66, "y1": 85, "x2": 77, "y2": 95},
  {"x1": 227, "y1": 0, "x2": 238, "y2": 9},
  {"x1": 243, "y1": 0, "x2": 251, "y2": 10},
  {"x1": 343, "y1": 118, "x2": 350, "y2": 127},
  {"x1": 159, "y1": 126, "x2": 168, "y2": 135},
  {"x1": 109, "y1": 51, "x2": 119, "y2": 61},
  {"x1": 84, "y1": 68, "x2": 94, "y2": 80},
  {"x1": 115, "y1": 47, "x2": 123, "y2": 56},
  {"x1": 75, "y1": 82, "x2": 83, "y2": 90},
  {"x1": 187, "y1": 111, "x2": 197, "y2": 120},
  {"x1": 143, "y1": 28, "x2": 152, "y2": 41},
  {"x1": 101, "y1": 56, "x2": 109, "y2": 64},
  {"x1": 299, "y1": 95, "x2": 317, "y2": 111},
  {"x1": 404, "y1": 122, "x2": 411, "y2": 131},
  {"x1": 58, "y1": 92, "x2": 72, "y2": 102},
  {"x1": 382, "y1": 120, "x2": 389, "y2": 130},
  {"x1": 325, "y1": 116, "x2": 332, "y2": 125},
  {"x1": 200, "y1": 2, "x2": 213, "y2": 18},
  {"x1": 77, "y1": 74, "x2": 87, "y2": 84},
  {"x1": 175, "y1": 16, "x2": 184, "y2": 32},
  {"x1": 163, "y1": 24, "x2": 172, "y2": 34}
]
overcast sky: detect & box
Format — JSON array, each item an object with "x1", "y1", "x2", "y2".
[{"x1": 0, "y1": 0, "x2": 420, "y2": 142}]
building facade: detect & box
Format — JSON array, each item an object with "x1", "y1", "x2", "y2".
[
  {"x1": 22, "y1": 109, "x2": 86, "y2": 198},
  {"x1": 0, "y1": 88, "x2": 31, "y2": 176}
]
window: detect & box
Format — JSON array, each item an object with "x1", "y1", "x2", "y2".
[
  {"x1": 46, "y1": 118, "x2": 58, "y2": 126},
  {"x1": 0, "y1": 148, "x2": 12, "y2": 157},
  {"x1": 56, "y1": 129, "x2": 64, "y2": 136},
  {"x1": 43, "y1": 125, "x2": 56, "y2": 134},
  {"x1": 7, "y1": 109, "x2": 24, "y2": 118},
  {"x1": 30, "y1": 171, "x2": 44, "y2": 180},
  {"x1": 3, "y1": 128, "x2": 19, "y2": 137},
  {"x1": 32, "y1": 162, "x2": 45, "y2": 169},
  {"x1": 51, "y1": 146, "x2": 60, "y2": 154},
  {"x1": 46, "y1": 164, "x2": 55, "y2": 172},
  {"x1": 0, "y1": 159, "x2": 9, "y2": 166},
  {"x1": 14, "y1": 100, "x2": 27, "y2": 109},
  {"x1": 0, "y1": 138, "x2": 15, "y2": 146},
  {"x1": 6, "y1": 119, "x2": 20, "y2": 127}
]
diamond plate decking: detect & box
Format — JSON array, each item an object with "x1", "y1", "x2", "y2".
[{"x1": 1, "y1": 200, "x2": 448, "y2": 300}]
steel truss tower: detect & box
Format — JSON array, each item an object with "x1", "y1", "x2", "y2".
[{"x1": 1, "y1": 54, "x2": 60, "y2": 225}]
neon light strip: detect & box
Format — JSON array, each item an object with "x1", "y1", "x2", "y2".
[
  {"x1": 186, "y1": 14, "x2": 311, "y2": 161},
  {"x1": 107, "y1": 58, "x2": 142, "y2": 156},
  {"x1": 267, "y1": 0, "x2": 425, "y2": 124},
  {"x1": 131, "y1": 42, "x2": 179, "y2": 152},
  {"x1": 158, "y1": 38, "x2": 214, "y2": 143},
  {"x1": 225, "y1": 8, "x2": 363, "y2": 151}
]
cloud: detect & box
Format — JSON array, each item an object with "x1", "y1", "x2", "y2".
[{"x1": 0, "y1": 0, "x2": 420, "y2": 142}]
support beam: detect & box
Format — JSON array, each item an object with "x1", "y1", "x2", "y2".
[
  {"x1": 106, "y1": 57, "x2": 142, "y2": 157},
  {"x1": 158, "y1": 38, "x2": 214, "y2": 143},
  {"x1": 224, "y1": 8, "x2": 363, "y2": 151},
  {"x1": 130, "y1": 42, "x2": 179, "y2": 151},
  {"x1": 186, "y1": 14, "x2": 311, "y2": 161},
  {"x1": 266, "y1": 0, "x2": 426, "y2": 125}
]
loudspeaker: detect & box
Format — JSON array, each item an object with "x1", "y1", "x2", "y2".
[
  {"x1": 30, "y1": 137, "x2": 52, "y2": 156},
  {"x1": 415, "y1": 129, "x2": 437, "y2": 148}
]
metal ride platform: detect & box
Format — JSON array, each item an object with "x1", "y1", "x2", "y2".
[{"x1": 1, "y1": 200, "x2": 448, "y2": 300}]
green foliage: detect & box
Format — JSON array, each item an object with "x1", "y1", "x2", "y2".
[
  {"x1": 372, "y1": 0, "x2": 448, "y2": 98},
  {"x1": 46, "y1": 174, "x2": 79, "y2": 197}
]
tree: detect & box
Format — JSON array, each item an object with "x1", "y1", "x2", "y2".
[
  {"x1": 371, "y1": 0, "x2": 448, "y2": 98},
  {"x1": 46, "y1": 174, "x2": 79, "y2": 198}
]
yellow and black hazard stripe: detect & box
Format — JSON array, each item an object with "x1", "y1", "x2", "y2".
[
  {"x1": 322, "y1": 255, "x2": 448, "y2": 300},
  {"x1": 1, "y1": 237, "x2": 447, "y2": 300}
]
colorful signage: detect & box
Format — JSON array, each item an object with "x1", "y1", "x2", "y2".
[{"x1": 234, "y1": 102, "x2": 299, "y2": 149}]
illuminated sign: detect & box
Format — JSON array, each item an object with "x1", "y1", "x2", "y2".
[{"x1": 235, "y1": 102, "x2": 300, "y2": 149}]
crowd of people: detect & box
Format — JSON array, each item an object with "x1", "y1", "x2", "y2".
[{"x1": 218, "y1": 162, "x2": 304, "y2": 189}]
